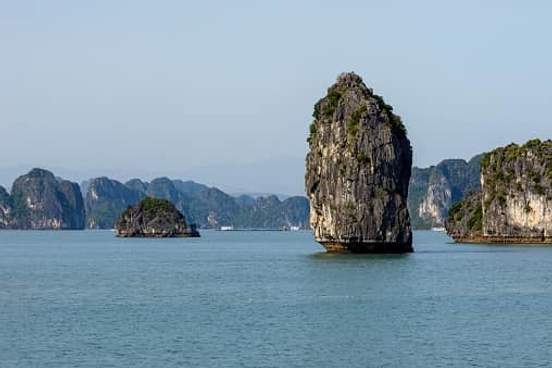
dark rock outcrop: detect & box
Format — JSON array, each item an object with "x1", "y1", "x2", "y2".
[
  {"x1": 446, "y1": 139, "x2": 552, "y2": 243},
  {"x1": 445, "y1": 191, "x2": 482, "y2": 242},
  {"x1": 305, "y1": 72, "x2": 413, "y2": 253},
  {"x1": 10, "y1": 168, "x2": 85, "y2": 229},
  {"x1": 85, "y1": 177, "x2": 144, "y2": 229},
  {"x1": 116, "y1": 197, "x2": 199, "y2": 237},
  {"x1": 409, "y1": 155, "x2": 482, "y2": 229}
]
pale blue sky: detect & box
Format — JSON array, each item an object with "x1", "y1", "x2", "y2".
[{"x1": 1, "y1": 1, "x2": 551, "y2": 194}]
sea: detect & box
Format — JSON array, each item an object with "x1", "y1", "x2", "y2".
[{"x1": 1, "y1": 230, "x2": 552, "y2": 367}]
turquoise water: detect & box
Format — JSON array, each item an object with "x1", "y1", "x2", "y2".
[{"x1": 1, "y1": 230, "x2": 552, "y2": 367}]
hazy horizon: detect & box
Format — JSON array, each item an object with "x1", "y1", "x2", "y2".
[{"x1": 2, "y1": 1, "x2": 551, "y2": 194}]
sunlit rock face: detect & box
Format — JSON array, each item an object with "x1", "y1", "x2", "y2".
[
  {"x1": 446, "y1": 139, "x2": 552, "y2": 243},
  {"x1": 10, "y1": 168, "x2": 85, "y2": 230},
  {"x1": 409, "y1": 156, "x2": 482, "y2": 229},
  {"x1": 305, "y1": 72, "x2": 413, "y2": 253}
]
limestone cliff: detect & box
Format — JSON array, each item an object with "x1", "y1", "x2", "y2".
[
  {"x1": 305, "y1": 72, "x2": 413, "y2": 253},
  {"x1": 409, "y1": 155, "x2": 481, "y2": 229},
  {"x1": 446, "y1": 139, "x2": 552, "y2": 243},
  {"x1": 0, "y1": 185, "x2": 14, "y2": 228},
  {"x1": 10, "y1": 168, "x2": 85, "y2": 230},
  {"x1": 85, "y1": 177, "x2": 144, "y2": 229}
]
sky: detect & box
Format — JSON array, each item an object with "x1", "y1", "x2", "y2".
[{"x1": 1, "y1": 0, "x2": 551, "y2": 195}]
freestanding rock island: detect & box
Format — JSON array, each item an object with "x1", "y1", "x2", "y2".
[
  {"x1": 116, "y1": 197, "x2": 200, "y2": 238},
  {"x1": 446, "y1": 139, "x2": 552, "y2": 244},
  {"x1": 305, "y1": 72, "x2": 413, "y2": 253}
]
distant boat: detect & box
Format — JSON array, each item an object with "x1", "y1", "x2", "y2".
[
  {"x1": 220, "y1": 226, "x2": 234, "y2": 231},
  {"x1": 290, "y1": 226, "x2": 300, "y2": 231},
  {"x1": 431, "y1": 227, "x2": 445, "y2": 232}
]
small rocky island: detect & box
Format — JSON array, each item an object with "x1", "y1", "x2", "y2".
[
  {"x1": 446, "y1": 139, "x2": 552, "y2": 243},
  {"x1": 116, "y1": 197, "x2": 200, "y2": 238},
  {"x1": 305, "y1": 72, "x2": 413, "y2": 253}
]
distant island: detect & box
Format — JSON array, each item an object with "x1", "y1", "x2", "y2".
[
  {"x1": 446, "y1": 139, "x2": 552, "y2": 243},
  {"x1": 116, "y1": 197, "x2": 199, "y2": 238},
  {"x1": 0, "y1": 169, "x2": 309, "y2": 231},
  {"x1": 0, "y1": 168, "x2": 84, "y2": 230}
]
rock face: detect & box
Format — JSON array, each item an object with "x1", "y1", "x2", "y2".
[
  {"x1": 305, "y1": 72, "x2": 413, "y2": 253},
  {"x1": 446, "y1": 139, "x2": 552, "y2": 243},
  {"x1": 10, "y1": 168, "x2": 85, "y2": 229},
  {"x1": 85, "y1": 177, "x2": 144, "y2": 229},
  {"x1": 116, "y1": 197, "x2": 200, "y2": 237},
  {"x1": 0, "y1": 186, "x2": 14, "y2": 228},
  {"x1": 409, "y1": 155, "x2": 482, "y2": 229}
]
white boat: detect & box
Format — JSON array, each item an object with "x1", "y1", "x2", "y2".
[
  {"x1": 431, "y1": 227, "x2": 445, "y2": 232},
  {"x1": 220, "y1": 226, "x2": 234, "y2": 231}
]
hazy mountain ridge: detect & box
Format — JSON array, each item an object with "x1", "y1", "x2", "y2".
[
  {"x1": 86, "y1": 177, "x2": 309, "y2": 230},
  {"x1": 0, "y1": 168, "x2": 310, "y2": 231}
]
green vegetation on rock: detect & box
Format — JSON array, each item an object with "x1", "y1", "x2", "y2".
[{"x1": 447, "y1": 138, "x2": 552, "y2": 243}]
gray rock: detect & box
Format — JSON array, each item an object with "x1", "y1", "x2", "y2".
[
  {"x1": 446, "y1": 139, "x2": 552, "y2": 243},
  {"x1": 305, "y1": 72, "x2": 413, "y2": 253},
  {"x1": 10, "y1": 168, "x2": 85, "y2": 230},
  {"x1": 85, "y1": 177, "x2": 144, "y2": 229},
  {"x1": 409, "y1": 155, "x2": 482, "y2": 229}
]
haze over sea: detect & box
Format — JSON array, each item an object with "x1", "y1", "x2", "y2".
[{"x1": 2, "y1": 230, "x2": 551, "y2": 367}]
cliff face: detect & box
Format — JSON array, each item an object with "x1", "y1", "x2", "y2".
[
  {"x1": 409, "y1": 155, "x2": 481, "y2": 229},
  {"x1": 446, "y1": 139, "x2": 552, "y2": 243},
  {"x1": 116, "y1": 197, "x2": 199, "y2": 238},
  {"x1": 305, "y1": 72, "x2": 412, "y2": 253},
  {"x1": 0, "y1": 186, "x2": 14, "y2": 229},
  {"x1": 10, "y1": 168, "x2": 85, "y2": 230},
  {"x1": 85, "y1": 177, "x2": 144, "y2": 229}
]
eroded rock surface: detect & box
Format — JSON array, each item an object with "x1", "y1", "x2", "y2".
[
  {"x1": 446, "y1": 139, "x2": 552, "y2": 243},
  {"x1": 10, "y1": 168, "x2": 85, "y2": 230},
  {"x1": 305, "y1": 72, "x2": 413, "y2": 253},
  {"x1": 409, "y1": 155, "x2": 482, "y2": 229}
]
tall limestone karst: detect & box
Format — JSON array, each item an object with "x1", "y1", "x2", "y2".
[
  {"x1": 305, "y1": 72, "x2": 413, "y2": 253},
  {"x1": 84, "y1": 177, "x2": 145, "y2": 229},
  {"x1": 409, "y1": 155, "x2": 482, "y2": 229},
  {"x1": 10, "y1": 168, "x2": 85, "y2": 229},
  {"x1": 446, "y1": 139, "x2": 552, "y2": 243}
]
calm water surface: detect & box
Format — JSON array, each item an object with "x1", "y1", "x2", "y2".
[{"x1": 1, "y1": 230, "x2": 552, "y2": 367}]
